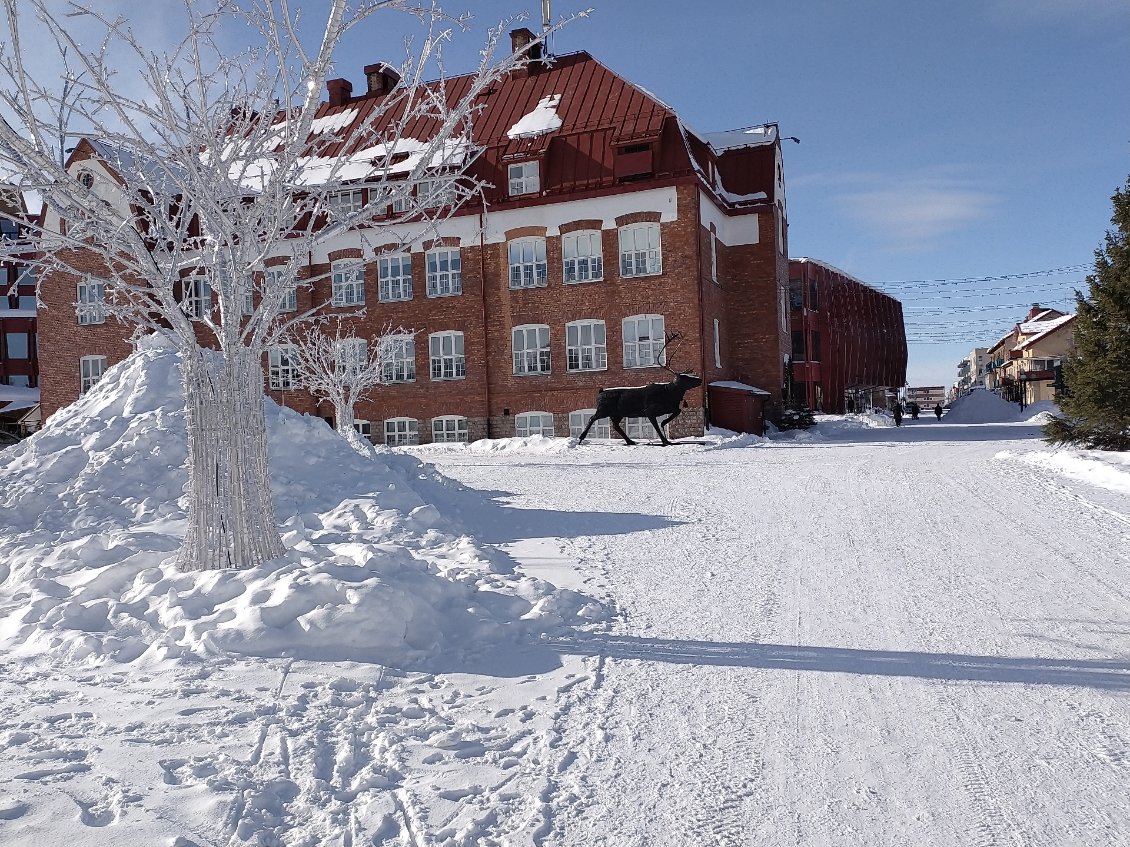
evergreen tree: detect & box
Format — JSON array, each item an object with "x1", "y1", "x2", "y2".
[{"x1": 1044, "y1": 176, "x2": 1130, "y2": 450}]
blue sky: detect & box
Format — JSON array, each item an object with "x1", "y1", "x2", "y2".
[{"x1": 332, "y1": 0, "x2": 1129, "y2": 388}]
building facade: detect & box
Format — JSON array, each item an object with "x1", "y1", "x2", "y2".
[
  {"x1": 37, "y1": 35, "x2": 793, "y2": 444},
  {"x1": 956, "y1": 347, "x2": 989, "y2": 393},
  {"x1": 0, "y1": 187, "x2": 38, "y2": 393},
  {"x1": 786, "y1": 258, "x2": 907, "y2": 414},
  {"x1": 983, "y1": 304, "x2": 1074, "y2": 405}
]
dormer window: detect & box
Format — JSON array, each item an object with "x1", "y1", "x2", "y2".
[
  {"x1": 508, "y1": 161, "x2": 540, "y2": 196},
  {"x1": 77, "y1": 170, "x2": 94, "y2": 190}
]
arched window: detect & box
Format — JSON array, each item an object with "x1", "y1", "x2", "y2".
[{"x1": 515, "y1": 411, "x2": 555, "y2": 438}]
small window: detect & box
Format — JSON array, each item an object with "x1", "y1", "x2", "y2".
[
  {"x1": 8, "y1": 374, "x2": 30, "y2": 388},
  {"x1": 77, "y1": 170, "x2": 95, "y2": 190},
  {"x1": 331, "y1": 261, "x2": 365, "y2": 306},
  {"x1": 569, "y1": 409, "x2": 610, "y2": 440},
  {"x1": 80, "y1": 355, "x2": 107, "y2": 395},
  {"x1": 354, "y1": 420, "x2": 372, "y2": 440},
  {"x1": 16, "y1": 266, "x2": 36, "y2": 287},
  {"x1": 808, "y1": 279, "x2": 819, "y2": 311},
  {"x1": 563, "y1": 230, "x2": 603, "y2": 283},
  {"x1": 508, "y1": 238, "x2": 547, "y2": 289},
  {"x1": 429, "y1": 331, "x2": 465, "y2": 380},
  {"x1": 328, "y1": 188, "x2": 364, "y2": 217},
  {"x1": 619, "y1": 223, "x2": 662, "y2": 277},
  {"x1": 181, "y1": 275, "x2": 210, "y2": 319},
  {"x1": 515, "y1": 411, "x2": 554, "y2": 438},
  {"x1": 512, "y1": 324, "x2": 551, "y2": 375},
  {"x1": 810, "y1": 331, "x2": 821, "y2": 363},
  {"x1": 622, "y1": 314, "x2": 666, "y2": 369},
  {"x1": 714, "y1": 318, "x2": 721, "y2": 368},
  {"x1": 709, "y1": 229, "x2": 718, "y2": 283},
  {"x1": 18, "y1": 295, "x2": 36, "y2": 311},
  {"x1": 789, "y1": 278, "x2": 803, "y2": 310},
  {"x1": 432, "y1": 416, "x2": 469, "y2": 443},
  {"x1": 77, "y1": 279, "x2": 105, "y2": 325},
  {"x1": 5, "y1": 332, "x2": 29, "y2": 359},
  {"x1": 508, "y1": 161, "x2": 540, "y2": 196},
  {"x1": 380, "y1": 335, "x2": 416, "y2": 383},
  {"x1": 566, "y1": 320, "x2": 607, "y2": 372},
  {"x1": 266, "y1": 269, "x2": 297, "y2": 312},
  {"x1": 426, "y1": 248, "x2": 462, "y2": 297},
  {"x1": 268, "y1": 345, "x2": 298, "y2": 390},
  {"x1": 378, "y1": 254, "x2": 412, "y2": 302},
  {"x1": 791, "y1": 330, "x2": 806, "y2": 361},
  {"x1": 384, "y1": 417, "x2": 419, "y2": 446},
  {"x1": 335, "y1": 338, "x2": 367, "y2": 379},
  {"x1": 417, "y1": 176, "x2": 456, "y2": 209}
]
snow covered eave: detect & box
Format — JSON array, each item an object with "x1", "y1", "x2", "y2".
[
  {"x1": 709, "y1": 380, "x2": 770, "y2": 395},
  {"x1": 686, "y1": 123, "x2": 778, "y2": 155}
]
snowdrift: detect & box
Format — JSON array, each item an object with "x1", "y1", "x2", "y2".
[
  {"x1": 0, "y1": 343, "x2": 600, "y2": 670},
  {"x1": 943, "y1": 390, "x2": 1058, "y2": 425}
]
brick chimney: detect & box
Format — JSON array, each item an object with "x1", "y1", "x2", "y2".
[
  {"x1": 364, "y1": 63, "x2": 401, "y2": 96},
  {"x1": 510, "y1": 27, "x2": 543, "y2": 70},
  {"x1": 1027, "y1": 303, "x2": 1043, "y2": 320},
  {"x1": 326, "y1": 78, "x2": 353, "y2": 107}
]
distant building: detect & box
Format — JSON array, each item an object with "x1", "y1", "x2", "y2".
[
  {"x1": 37, "y1": 34, "x2": 795, "y2": 442},
  {"x1": 0, "y1": 186, "x2": 39, "y2": 394},
  {"x1": 984, "y1": 304, "x2": 1074, "y2": 405},
  {"x1": 905, "y1": 386, "x2": 946, "y2": 408},
  {"x1": 956, "y1": 347, "x2": 989, "y2": 393},
  {"x1": 787, "y1": 258, "x2": 907, "y2": 413}
]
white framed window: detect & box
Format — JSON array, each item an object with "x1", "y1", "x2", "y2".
[
  {"x1": 380, "y1": 335, "x2": 416, "y2": 383},
  {"x1": 76, "y1": 278, "x2": 105, "y2": 325},
  {"x1": 432, "y1": 415, "x2": 469, "y2": 443},
  {"x1": 623, "y1": 314, "x2": 666, "y2": 368},
  {"x1": 417, "y1": 176, "x2": 456, "y2": 209},
  {"x1": 512, "y1": 324, "x2": 551, "y2": 375},
  {"x1": 384, "y1": 417, "x2": 419, "y2": 446},
  {"x1": 335, "y1": 338, "x2": 367, "y2": 379},
  {"x1": 354, "y1": 420, "x2": 372, "y2": 440},
  {"x1": 515, "y1": 411, "x2": 554, "y2": 437},
  {"x1": 426, "y1": 248, "x2": 462, "y2": 297},
  {"x1": 266, "y1": 269, "x2": 297, "y2": 312},
  {"x1": 566, "y1": 320, "x2": 607, "y2": 372},
  {"x1": 619, "y1": 223, "x2": 662, "y2": 277},
  {"x1": 563, "y1": 230, "x2": 603, "y2": 283},
  {"x1": 181, "y1": 275, "x2": 210, "y2": 319},
  {"x1": 625, "y1": 417, "x2": 664, "y2": 440},
  {"x1": 569, "y1": 409, "x2": 610, "y2": 440},
  {"x1": 268, "y1": 345, "x2": 298, "y2": 390},
  {"x1": 80, "y1": 355, "x2": 107, "y2": 395},
  {"x1": 710, "y1": 229, "x2": 718, "y2": 283},
  {"x1": 328, "y1": 188, "x2": 364, "y2": 217},
  {"x1": 331, "y1": 261, "x2": 365, "y2": 306},
  {"x1": 508, "y1": 238, "x2": 547, "y2": 289},
  {"x1": 429, "y1": 331, "x2": 465, "y2": 380},
  {"x1": 243, "y1": 287, "x2": 254, "y2": 316},
  {"x1": 714, "y1": 318, "x2": 721, "y2": 368},
  {"x1": 378, "y1": 254, "x2": 412, "y2": 302},
  {"x1": 508, "y1": 161, "x2": 540, "y2": 196}
]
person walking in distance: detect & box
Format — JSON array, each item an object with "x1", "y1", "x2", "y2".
[
  {"x1": 934, "y1": 402, "x2": 943, "y2": 420},
  {"x1": 893, "y1": 403, "x2": 903, "y2": 427}
]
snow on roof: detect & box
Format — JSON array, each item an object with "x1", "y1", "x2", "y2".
[
  {"x1": 1016, "y1": 314, "x2": 1074, "y2": 350},
  {"x1": 790, "y1": 257, "x2": 894, "y2": 299},
  {"x1": 309, "y1": 107, "x2": 360, "y2": 135},
  {"x1": 0, "y1": 385, "x2": 39, "y2": 412},
  {"x1": 293, "y1": 136, "x2": 472, "y2": 186},
  {"x1": 709, "y1": 380, "x2": 770, "y2": 395},
  {"x1": 87, "y1": 138, "x2": 188, "y2": 192},
  {"x1": 506, "y1": 95, "x2": 563, "y2": 139},
  {"x1": 696, "y1": 124, "x2": 778, "y2": 153}
]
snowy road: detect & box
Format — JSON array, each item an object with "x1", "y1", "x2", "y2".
[{"x1": 423, "y1": 419, "x2": 1130, "y2": 846}]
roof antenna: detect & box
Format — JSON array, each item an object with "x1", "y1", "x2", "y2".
[{"x1": 541, "y1": 0, "x2": 552, "y2": 57}]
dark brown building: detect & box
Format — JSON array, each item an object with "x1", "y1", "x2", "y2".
[
  {"x1": 38, "y1": 34, "x2": 794, "y2": 444},
  {"x1": 0, "y1": 186, "x2": 38, "y2": 393}
]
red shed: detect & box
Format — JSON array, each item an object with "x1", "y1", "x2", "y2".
[{"x1": 708, "y1": 381, "x2": 769, "y2": 435}]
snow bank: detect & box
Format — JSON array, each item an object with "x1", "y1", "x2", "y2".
[
  {"x1": 0, "y1": 345, "x2": 600, "y2": 669},
  {"x1": 1001, "y1": 447, "x2": 1130, "y2": 495},
  {"x1": 943, "y1": 389, "x2": 1022, "y2": 424}
]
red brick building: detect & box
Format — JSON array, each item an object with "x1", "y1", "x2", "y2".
[
  {"x1": 787, "y1": 258, "x2": 907, "y2": 414},
  {"x1": 1, "y1": 187, "x2": 38, "y2": 393},
  {"x1": 38, "y1": 33, "x2": 793, "y2": 443}
]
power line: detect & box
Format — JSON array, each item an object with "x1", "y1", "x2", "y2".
[{"x1": 874, "y1": 264, "x2": 1089, "y2": 287}]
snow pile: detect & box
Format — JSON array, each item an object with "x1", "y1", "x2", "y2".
[
  {"x1": 943, "y1": 389, "x2": 1024, "y2": 424},
  {"x1": 507, "y1": 94, "x2": 563, "y2": 139},
  {"x1": 1003, "y1": 448, "x2": 1130, "y2": 495},
  {"x1": 1020, "y1": 399, "x2": 1060, "y2": 424},
  {"x1": 0, "y1": 344, "x2": 600, "y2": 669}
]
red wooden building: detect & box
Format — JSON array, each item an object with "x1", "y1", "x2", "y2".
[
  {"x1": 0, "y1": 187, "x2": 38, "y2": 394},
  {"x1": 38, "y1": 32, "x2": 794, "y2": 443},
  {"x1": 787, "y1": 258, "x2": 907, "y2": 414}
]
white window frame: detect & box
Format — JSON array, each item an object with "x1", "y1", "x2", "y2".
[
  {"x1": 432, "y1": 415, "x2": 469, "y2": 443},
  {"x1": 624, "y1": 417, "x2": 664, "y2": 441},
  {"x1": 508, "y1": 161, "x2": 540, "y2": 196},
  {"x1": 515, "y1": 411, "x2": 555, "y2": 438},
  {"x1": 266, "y1": 269, "x2": 297, "y2": 313},
  {"x1": 563, "y1": 230, "x2": 604, "y2": 283},
  {"x1": 268, "y1": 345, "x2": 298, "y2": 390},
  {"x1": 566, "y1": 320, "x2": 607, "y2": 372},
  {"x1": 619, "y1": 223, "x2": 662, "y2": 278},
  {"x1": 710, "y1": 229, "x2": 718, "y2": 283},
  {"x1": 714, "y1": 318, "x2": 721, "y2": 368},
  {"x1": 380, "y1": 335, "x2": 416, "y2": 383},
  {"x1": 354, "y1": 420, "x2": 372, "y2": 440},
  {"x1": 335, "y1": 338, "x2": 367, "y2": 379},
  {"x1": 569, "y1": 409, "x2": 610, "y2": 440},
  {"x1": 77, "y1": 278, "x2": 106, "y2": 325},
  {"x1": 331, "y1": 260, "x2": 365, "y2": 306},
  {"x1": 512, "y1": 324, "x2": 551, "y2": 375},
  {"x1": 417, "y1": 176, "x2": 456, "y2": 209},
  {"x1": 429, "y1": 331, "x2": 466, "y2": 381},
  {"x1": 508, "y1": 237, "x2": 548, "y2": 289},
  {"x1": 622, "y1": 314, "x2": 666, "y2": 369},
  {"x1": 384, "y1": 417, "x2": 419, "y2": 446},
  {"x1": 378, "y1": 254, "x2": 413, "y2": 302},
  {"x1": 328, "y1": 188, "x2": 365, "y2": 217},
  {"x1": 181, "y1": 274, "x2": 210, "y2": 319},
  {"x1": 80, "y1": 355, "x2": 107, "y2": 395},
  {"x1": 426, "y1": 248, "x2": 462, "y2": 297}
]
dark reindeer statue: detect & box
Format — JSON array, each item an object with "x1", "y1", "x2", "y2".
[{"x1": 576, "y1": 333, "x2": 703, "y2": 446}]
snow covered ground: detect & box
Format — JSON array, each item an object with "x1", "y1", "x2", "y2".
[{"x1": 1, "y1": 349, "x2": 1128, "y2": 845}]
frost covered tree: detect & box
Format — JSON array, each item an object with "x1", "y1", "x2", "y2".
[
  {"x1": 0, "y1": 0, "x2": 562, "y2": 570},
  {"x1": 289, "y1": 321, "x2": 414, "y2": 455},
  {"x1": 1044, "y1": 175, "x2": 1130, "y2": 451}
]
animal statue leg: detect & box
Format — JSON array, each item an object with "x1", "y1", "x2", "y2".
[
  {"x1": 649, "y1": 415, "x2": 671, "y2": 446},
  {"x1": 609, "y1": 417, "x2": 636, "y2": 445},
  {"x1": 576, "y1": 413, "x2": 601, "y2": 443},
  {"x1": 660, "y1": 406, "x2": 682, "y2": 434}
]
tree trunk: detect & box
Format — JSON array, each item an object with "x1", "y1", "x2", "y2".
[
  {"x1": 334, "y1": 398, "x2": 373, "y2": 455},
  {"x1": 179, "y1": 345, "x2": 286, "y2": 570}
]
